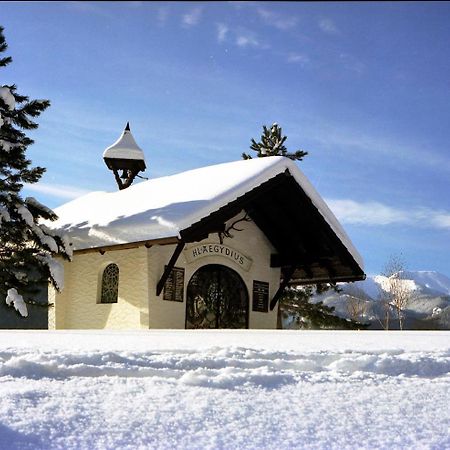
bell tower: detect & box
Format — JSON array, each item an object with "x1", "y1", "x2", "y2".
[{"x1": 103, "y1": 122, "x2": 146, "y2": 190}]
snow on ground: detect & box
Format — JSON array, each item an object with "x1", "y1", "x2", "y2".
[{"x1": 0, "y1": 330, "x2": 449, "y2": 450}]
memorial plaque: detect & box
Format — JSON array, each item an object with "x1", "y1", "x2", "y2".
[
  {"x1": 252, "y1": 280, "x2": 269, "y2": 312},
  {"x1": 163, "y1": 266, "x2": 185, "y2": 302}
]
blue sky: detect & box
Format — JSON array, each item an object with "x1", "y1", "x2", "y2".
[{"x1": 2, "y1": 1, "x2": 450, "y2": 276}]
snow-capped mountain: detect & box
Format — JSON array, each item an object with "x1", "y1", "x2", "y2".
[
  {"x1": 313, "y1": 271, "x2": 450, "y2": 330},
  {"x1": 348, "y1": 271, "x2": 450, "y2": 299},
  {"x1": 397, "y1": 271, "x2": 450, "y2": 296}
]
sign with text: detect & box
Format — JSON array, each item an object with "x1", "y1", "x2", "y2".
[
  {"x1": 252, "y1": 280, "x2": 269, "y2": 312},
  {"x1": 163, "y1": 266, "x2": 185, "y2": 302},
  {"x1": 184, "y1": 244, "x2": 252, "y2": 271}
]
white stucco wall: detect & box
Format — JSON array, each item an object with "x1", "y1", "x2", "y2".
[
  {"x1": 49, "y1": 247, "x2": 149, "y2": 329},
  {"x1": 51, "y1": 211, "x2": 281, "y2": 330}
]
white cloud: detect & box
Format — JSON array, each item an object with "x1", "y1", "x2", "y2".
[
  {"x1": 327, "y1": 198, "x2": 450, "y2": 230},
  {"x1": 327, "y1": 199, "x2": 409, "y2": 226},
  {"x1": 319, "y1": 18, "x2": 339, "y2": 34},
  {"x1": 256, "y1": 7, "x2": 298, "y2": 30},
  {"x1": 216, "y1": 23, "x2": 229, "y2": 43},
  {"x1": 216, "y1": 25, "x2": 267, "y2": 50},
  {"x1": 24, "y1": 183, "x2": 91, "y2": 200},
  {"x1": 287, "y1": 53, "x2": 310, "y2": 65},
  {"x1": 236, "y1": 34, "x2": 260, "y2": 48},
  {"x1": 431, "y1": 213, "x2": 450, "y2": 229},
  {"x1": 182, "y1": 7, "x2": 202, "y2": 27}
]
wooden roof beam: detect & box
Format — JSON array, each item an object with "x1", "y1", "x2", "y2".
[
  {"x1": 156, "y1": 241, "x2": 186, "y2": 296},
  {"x1": 289, "y1": 273, "x2": 366, "y2": 286},
  {"x1": 270, "y1": 254, "x2": 334, "y2": 268},
  {"x1": 269, "y1": 265, "x2": 297, "y2": 311}
]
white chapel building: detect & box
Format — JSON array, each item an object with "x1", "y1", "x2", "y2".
[{"x1": 47, "y1": 125, "x2": 365, "y2": 330}]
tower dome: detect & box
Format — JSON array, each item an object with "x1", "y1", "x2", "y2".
[{"x1": 103, "y1": 123, "x2": 146, "y2": 190}]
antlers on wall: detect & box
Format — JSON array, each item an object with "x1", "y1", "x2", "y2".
[{"x1": 218, "y1": 213, "x2": 252, "y2": 244}]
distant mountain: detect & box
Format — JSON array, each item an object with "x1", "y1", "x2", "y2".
[
  {"x1": 398, "y1": 271, "x2": 450, "y2": 296},
  {"x1": 312, "y1": 271, "x2": 450, "y2": 330},
  {"x1": 348, "y1": 271, "x2": 450, "y2": 300}
]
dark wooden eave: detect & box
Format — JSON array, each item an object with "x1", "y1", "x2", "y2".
[{"x1": 179, "y1": 169, "x2": 365, "y2": 309}]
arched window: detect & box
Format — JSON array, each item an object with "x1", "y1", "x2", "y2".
[{"x1": 100, "y1": 263, "x2": 119, "y2": 303}]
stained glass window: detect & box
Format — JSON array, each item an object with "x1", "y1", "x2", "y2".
[{"x1": 100, "y1": 263, "x2": 119, "y2": 303}]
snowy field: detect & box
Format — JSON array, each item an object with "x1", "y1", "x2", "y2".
[{"x1": 0, "y1": 330, "x2": 449, "y2": 450}]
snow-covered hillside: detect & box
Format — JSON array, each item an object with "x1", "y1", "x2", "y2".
[
  {"x1": 0, "y1": 330, "x2": 449, "y2": 450},
  {"x1": 315, "y1": 271, "x2": 450, "y2": 329}
]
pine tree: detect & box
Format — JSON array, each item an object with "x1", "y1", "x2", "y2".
[
  {"x1": 242, "y1": 123, "x2": 308, "y2": 161},
  {"x1": 0, "y1": 26, "x2": 71, "y2": 317}
]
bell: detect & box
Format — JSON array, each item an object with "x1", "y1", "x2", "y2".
[{"x1": 120, "y1": 169, "x2": 128, "y2": 179}]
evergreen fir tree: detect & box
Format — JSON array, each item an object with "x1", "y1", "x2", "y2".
[
  {"x1": 0, "y1": 26, "x2": 71, "y2": 317},
  {"x1": 280, "y1": 285, "x2": 368, "y2": 330},
  {"x1": 242, "y1": 123, "x2": 308, "y2": 161}
]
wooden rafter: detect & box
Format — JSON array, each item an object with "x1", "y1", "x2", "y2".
[
  {"x1": 289, "y1": 273, "x2": 366, "y2": 286},
  {"x1": 269, "y1": 265, "x2": 297, "y2": 311},
  {"x1": 156, "y1": 241, "x2": 186, "y2": 296}
]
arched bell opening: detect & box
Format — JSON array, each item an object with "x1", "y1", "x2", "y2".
[{"x1": 185, "y1": 264, "x2": 249, "y2": 329}]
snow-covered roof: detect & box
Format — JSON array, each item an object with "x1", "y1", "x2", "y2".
[
  {"x1": 49, "y1": 156, "x2": 363, "y2": 269},
  {"x1": 103, "y1": 124, "x2": 145, "y2": 162}
]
